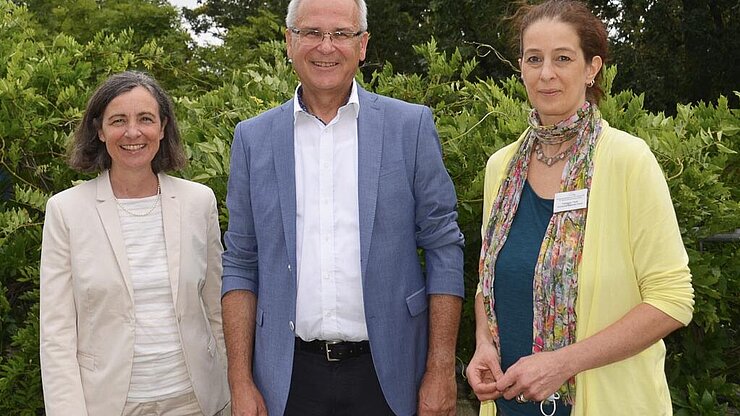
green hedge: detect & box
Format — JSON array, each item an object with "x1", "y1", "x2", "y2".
[{"x1": 1, "y1": 1, "x2": 738, "y2": 414}]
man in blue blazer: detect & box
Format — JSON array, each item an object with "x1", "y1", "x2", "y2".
[{"x1": 221, "y1": 0, "x2": 464, "y2": 414}]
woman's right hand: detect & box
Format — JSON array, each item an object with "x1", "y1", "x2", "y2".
[{"x1": 465, "y1": 341, "x2": 505, "y2": 402}]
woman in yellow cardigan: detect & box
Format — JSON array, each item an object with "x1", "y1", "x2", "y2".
[{"x1": 465, "y1": 1, "x2": 694, "y2": 415}]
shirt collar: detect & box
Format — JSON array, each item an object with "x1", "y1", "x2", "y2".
[{"x1": 292, "y1": 80, "x2": 360, "y2": 124}]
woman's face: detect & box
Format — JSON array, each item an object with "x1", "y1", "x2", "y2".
[
  {"x1": 97, "y1": 86, "x2": 166, "y2": 175},
  {"x1": 519, "y1": 18, "x2": 602, "y2": 125}
]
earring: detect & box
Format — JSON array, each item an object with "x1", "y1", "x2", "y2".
[
  {"x1": 587, "y1": 79, "x2": 595, "y2": 87},
  {"x1": 288, "y1": 58, "x2": 293, "y2": 63}
]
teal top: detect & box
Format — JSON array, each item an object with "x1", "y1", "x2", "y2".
[{"x1": 494, "y1": 181, "x2": 570, "y2": 416}]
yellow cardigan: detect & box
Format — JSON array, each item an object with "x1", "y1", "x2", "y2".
[{"x1": 478, "y1": 120, "x2": 694, "y2": 415}]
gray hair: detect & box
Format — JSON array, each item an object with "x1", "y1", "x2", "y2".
[{"x1": 286, "y1": 0, "x2": 368, "y2": 32}]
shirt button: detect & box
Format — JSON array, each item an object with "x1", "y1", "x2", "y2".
[
  {"x1": 289, "y1": 321, "x2": 295, "y2": 331},
  {"x1": 287, "y1": 264, "x2": 292, "y2": 271}
]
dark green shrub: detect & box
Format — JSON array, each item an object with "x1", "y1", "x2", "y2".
[{"x1": 1, "y1": 1, "x2": 737, "y2": 413}]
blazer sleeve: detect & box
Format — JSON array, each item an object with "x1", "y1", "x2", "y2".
[
  {"x1": 413, "y1": 107, "x2": 465, "y2": 297},
  {"x1": 39, "y1": 196, "x2": 89, "y2": 416},
  {"x1": 221, "y1": 122, "x2": 259, "y2": 295},
  {"x1": 202, "y1": 190, "x2": 227, "y2": 360}
]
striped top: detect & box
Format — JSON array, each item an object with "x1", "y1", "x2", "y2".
[{"x1": 117, "y1": 197, "x2": 193, "y2": 402}]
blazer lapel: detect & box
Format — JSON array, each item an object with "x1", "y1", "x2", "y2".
[
  {"x1": 270, "y1": 101, "x2": 298, "y2": 271},
  {"x1": 95, "y1": 171, "x2": 134, "y2": 300},
  {"x1": 356, "y1": 88, "x2": 383, "y2": 279},
  {"x1": 159, "y1": 174, "x2": 181, "y2": 306}
]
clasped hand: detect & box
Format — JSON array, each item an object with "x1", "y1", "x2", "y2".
[{"x1": 466, "y1": 345, "x2": 570, "y2": 403}]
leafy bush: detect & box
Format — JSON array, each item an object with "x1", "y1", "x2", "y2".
[{"x1": 1, "y1": 1, "x2": 737, "y2": 413}]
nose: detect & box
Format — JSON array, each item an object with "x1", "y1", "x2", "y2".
[
  {"x1": 317, "y1": 33, "x2": 335, "y2": 52},
  {"x1": 540, "y1": 60, "x2": 556, "y2": 80},
  {"x1": 124, "y1": 122, "x2": 142, "y2": 138}
]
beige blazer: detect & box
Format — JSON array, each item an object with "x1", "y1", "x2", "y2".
[{"x1": 40, "y1": 171, "x2": 229, "y2": 416}]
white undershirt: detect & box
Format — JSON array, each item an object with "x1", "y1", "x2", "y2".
[
  {"x1": 293, "y1": 81, "x2": 368, "y2": 342},
  {"x1": 117, "y1": 198, "x2": 193, "y2": 402}
]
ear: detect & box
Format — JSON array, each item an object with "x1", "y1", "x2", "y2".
[
  {"x1": 160, "y1": 117, "x2": 167, "y2": 140},
  {"x1": 285, "y1": 29, "x2": 294, "y2": 61},
  {"x1": 358, "y1": 32, "x2": 370, "y2": 62},
  {"x1": 588, "y1": 55, "x2": 603, "y2": 82},
  {"x1": 98, "y1": 129, "x2": 105, "y2": 142}
]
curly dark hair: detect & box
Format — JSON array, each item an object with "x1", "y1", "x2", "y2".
[{"x1": 68, "y1": 71, "x2": 187, "y2": 173}]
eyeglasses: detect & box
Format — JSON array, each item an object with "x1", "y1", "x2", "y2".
[{"x1": 289, "y1": 28, "x2": 365, "y2": 46}]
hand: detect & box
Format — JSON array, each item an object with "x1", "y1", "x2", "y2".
[
  {"x1": 230, "y1": 381, "x2": 268, "y2": 416},
  {"x1": 496, "y1": 350, "x2": 571, "y2": 403},
  {"x1": 465, "y1": 342, "x2": 504, "y2": 402},
  {"x1": 418, "y1": 366, "x2": 457, "y2": 415}
]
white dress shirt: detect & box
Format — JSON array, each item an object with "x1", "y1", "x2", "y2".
[{"x1": 293, "y1": 81, "x2": 368, "y2": 342}]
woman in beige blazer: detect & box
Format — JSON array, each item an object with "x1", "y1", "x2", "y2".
[{"x1": 40, "y1": 71, "x2": 229, "y2": 416}]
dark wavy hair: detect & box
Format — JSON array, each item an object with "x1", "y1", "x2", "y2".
[
  {"x1": 512, "y1": 0, "x2": 609, "y2": 104},
  {"x1": 68, "y1": 71, "x2": 187, "y2": 173}
]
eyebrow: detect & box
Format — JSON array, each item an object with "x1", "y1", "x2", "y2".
[
  {"x1": 105, "y1": 111, "x2": 157, "y2": 120},
  {"x1": 298, "y1": 26, "x2": 357, "y2": 31},
  {"x1": 523, "y1": 46, "x2": 578, "y2": 54}
]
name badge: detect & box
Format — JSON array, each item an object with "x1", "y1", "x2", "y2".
[{"x1": 553, "y1": 189, "x2": 588, "y2": 213}]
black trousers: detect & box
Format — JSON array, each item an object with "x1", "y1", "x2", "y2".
[{"x1": 284, "y1": 348, "x2": 396, "y2": 416}]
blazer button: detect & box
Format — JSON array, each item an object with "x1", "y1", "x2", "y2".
[
  {"x1": 289, "y1": 321, "x2": 295, "y2": 331},
  {"x1": 287, "y1": 264, "x2": 292, "y2": 272}
]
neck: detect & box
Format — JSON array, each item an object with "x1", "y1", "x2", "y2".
[
  {"x1": 301, "y1": 84, "x2": 352, "y2": 123},
  {"x1": 109, "y1": 168, "x2": 159, "y2": 198}
]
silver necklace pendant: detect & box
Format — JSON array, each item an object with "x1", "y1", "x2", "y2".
[{"x1": 535, "y1": 142, "x2": 570, "y2": 167}]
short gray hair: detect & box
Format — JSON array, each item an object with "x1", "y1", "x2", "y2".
[{"x1": 286, "y1": 0, "x2": 368, "y2": 32}]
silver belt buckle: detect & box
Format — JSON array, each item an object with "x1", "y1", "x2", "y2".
[{"x1": 325, "y1": 340, "x2": 341, "y2": 362}]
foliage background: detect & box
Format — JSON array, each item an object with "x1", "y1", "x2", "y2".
[
  {"x1": 1, "y1": 0, "x2": 738, "y2": 414},
  {"x1": 183, "y1": 0, "x2": 740, "y2": 114}
]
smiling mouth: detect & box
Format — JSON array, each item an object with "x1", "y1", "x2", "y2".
[
  {"x1": 312, "y1": 61, "x2": 338, "y2": 68},
  {"x1": 121, "y1": 144, "x2": 146, "y2": 151}
]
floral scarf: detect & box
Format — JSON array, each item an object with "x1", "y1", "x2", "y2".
[{"x1": 478, "y1": 102, "x2": 601, "y2": 404}]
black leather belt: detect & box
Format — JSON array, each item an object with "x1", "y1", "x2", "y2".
[{"x1": 295, "y1": 338, "x2": 371, "y2": 362}]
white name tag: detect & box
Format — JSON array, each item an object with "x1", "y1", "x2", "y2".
[{"x1": 553, "y1": 189, "x2": 588, "y2": 213}]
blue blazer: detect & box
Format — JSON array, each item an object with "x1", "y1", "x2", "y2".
[{"x1": 222, "y1": 86, "x2": 464, "y2": 416}]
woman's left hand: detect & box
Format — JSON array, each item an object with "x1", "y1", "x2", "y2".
[{"x1": 495, "y1": 350, "x2": 572, "y2": 403}]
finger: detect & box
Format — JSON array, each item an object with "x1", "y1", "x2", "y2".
[
  {"x1": 503, "y1": 384, "x2": 525, "y2": 401},
  {"x1": 487, "y1": 358, "x2": 505, "y2": 380},
  {"x1": 495, "y1": 374, "x2": 514, "y2": 394}
]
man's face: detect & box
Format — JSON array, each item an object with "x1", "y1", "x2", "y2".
[{"x1": 285, "y1": 0, "x2": 368, "y2": 103}]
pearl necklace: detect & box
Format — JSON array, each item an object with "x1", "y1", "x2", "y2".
[
  {"x1": 534, "y1": 141, "x2": 572, "y2": 167},
  {"x1": 115, "y1": 181, "x2": 161, "y2": 217}
]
